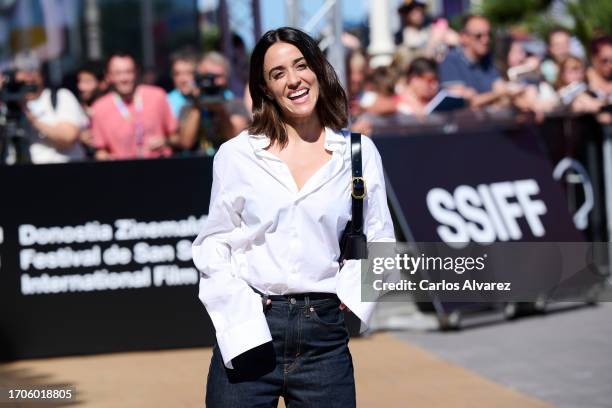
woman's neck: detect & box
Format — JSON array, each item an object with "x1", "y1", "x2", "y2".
[{"x1": 284, "y1": 115, "x2": 323, "y2": 145}]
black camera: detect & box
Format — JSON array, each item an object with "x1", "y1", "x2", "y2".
[
  {"x1": 194, "y1": 72, "x2": 226, "y2": 104},
  {"x1": 1, "y1": 70, "x2": 37, "y2": 119},
  {"x1": 1, "y1": 70, "x2": 37, "y2": 164}
]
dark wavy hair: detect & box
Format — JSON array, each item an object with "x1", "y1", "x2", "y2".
[
  {"x1": 590, "y1": 35, "x2": 612, "y2": 58},
  {"x1": 248, "y1": 27, "x2": 348, "y2": 148}
]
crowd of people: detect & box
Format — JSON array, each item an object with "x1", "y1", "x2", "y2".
[
  {"x1": 0, "y1": 47, "x2": 252, "y2": 164},
  {"x1": 1, "y1": 0, "x2": 611, "y2": 165},
  {"x1": 349, "y1": 1, "x2": 611, "y2": 134}
]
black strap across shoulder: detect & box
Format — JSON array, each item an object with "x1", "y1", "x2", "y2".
[
  {"x1": 338, "y1": 131, "x2": 367, "y2": 262},
  {"x1": 350, "y1": 132, "x2": 364, "y2": 234}
]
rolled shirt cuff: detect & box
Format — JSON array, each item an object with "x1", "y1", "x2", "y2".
[
  {"x1": 216, "y1": 314, "x2": 273, "y2": 369},
  {"x1": 336, "y1": 259, "x2": 377, "y2": 334}
]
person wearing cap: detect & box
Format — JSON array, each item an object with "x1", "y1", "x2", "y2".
[
  {"x1": 10, "y1": 53, "x2": 88, "y2": 164},
  {"x1": 394, "y1": 0, "x2": 458, "y2": 67}
]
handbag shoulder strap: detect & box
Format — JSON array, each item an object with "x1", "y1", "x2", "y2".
[{"x1": 350, "y1": 132, "x2": 365, "y2": 234}]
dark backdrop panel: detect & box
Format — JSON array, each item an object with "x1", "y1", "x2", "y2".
[
  {"x1": 373, "y1": 124, "x2": 586, "y2": 316},
  {"x1": 0, "y1": 157, "x2": 215, "y2": 360},
  {"x1": 2, "y1": 121, "x2": 591, "y2": 360},
  {"x1": 374, "y1": 124, "x2": 584, "y2": 243}
]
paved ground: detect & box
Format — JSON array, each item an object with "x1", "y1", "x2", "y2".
[
  {"x1": 392, "y1": 302, "x2": 612, "y2": 408},
  {"x1": 0, "y1": 333, "x2": 549, "y2": 407},
  {"x1": 1, "y1": 302, "x2": 608, "y2": 407}
]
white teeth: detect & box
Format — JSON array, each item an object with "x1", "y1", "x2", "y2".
[{"x1": 289, "y1": 89, "x2": 308, "y2": 98}]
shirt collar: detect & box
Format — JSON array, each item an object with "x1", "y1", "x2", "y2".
[
  {"x1": 324, "y1": 127, "x2": 348, "y2": 153},
  {"x1": 458, "y1": 46, "x2": 492, "y2": 68},
  {"x1": 458, "y1": 46, "x2": 476, "y2": 67},
  {"x1": 248, "y1": 127, "x2": 348, "y2": 155},
  {"x1": 248, "y1": 133, "x2": 271, "y2": 151}
]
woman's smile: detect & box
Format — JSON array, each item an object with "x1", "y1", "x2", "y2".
[{"x1": 287, "y1": 88, "x2": 310, "y2": 103}]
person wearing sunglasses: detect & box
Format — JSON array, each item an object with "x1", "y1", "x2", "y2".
[{"x1": 439, "y1": 14, "x2": 521, "y2": 109}]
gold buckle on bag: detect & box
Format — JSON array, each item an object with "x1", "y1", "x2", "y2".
[{"x1": 351, "y1": 177, "x2": 367, "y2": 199}]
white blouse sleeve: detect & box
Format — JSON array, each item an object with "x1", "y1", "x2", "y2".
[
  {"x1": 335, "y1": 135, "x2": 396, "y2": 333},
  {"x1": 192, "y1": 145, "x2": 272, "y2": 369}
]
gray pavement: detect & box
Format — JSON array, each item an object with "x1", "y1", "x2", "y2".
[{"x1": 389, "y1": 303, "x2": 612, "y2": 408}]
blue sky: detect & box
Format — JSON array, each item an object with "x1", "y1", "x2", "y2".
[
  {"x1": 199, "y1": 0, "x2": 378, "y2": 50},
  {"x1": 260, "y1": 0, "x2": 370, "y2": 30}
]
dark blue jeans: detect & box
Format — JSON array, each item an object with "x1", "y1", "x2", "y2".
[{"x1": 205, "y1": 292, "x2": 356, "y2": 407}]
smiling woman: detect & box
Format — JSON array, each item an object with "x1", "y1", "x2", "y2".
[
  {"x1": 248, "y1": 27, "x2": 348, "y2": 148},
  {"x1": 193, "y1": 27, "x2": 396, "y2": 407}
]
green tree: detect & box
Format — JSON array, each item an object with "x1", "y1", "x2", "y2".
[
  {"x1": 479, "y1": 0, "x2": 552, "y2": 26},
  {"x1": 478, "y1": 0, "x2": 612, "y2": 54},
  {"x1": 566, "y1": 0, "x2": 612, "y2": 56}
]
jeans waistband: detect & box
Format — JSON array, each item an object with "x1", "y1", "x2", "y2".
[{"x1": 249, "y1": 285, "x2": 339, "y2": 302}]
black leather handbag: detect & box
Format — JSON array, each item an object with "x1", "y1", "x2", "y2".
[{"x1": 338, "y1": 132, "x2": 368, "y2": 263}]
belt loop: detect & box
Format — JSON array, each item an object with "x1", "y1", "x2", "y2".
[{"x1": 305, "y1": 295, "x2": 311, "y2": 316}]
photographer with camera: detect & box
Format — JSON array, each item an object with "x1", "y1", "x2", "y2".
[
  {"x1": 176, "y1": 51, "x2": 249, "y2": 155},
  {"x1": 1, "y1": 53, "x2": 87, "y2": 164}
]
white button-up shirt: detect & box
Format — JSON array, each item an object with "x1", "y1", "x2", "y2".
[{"x1": 192, "y1": 127, "x2": 396, "y2": 369}]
